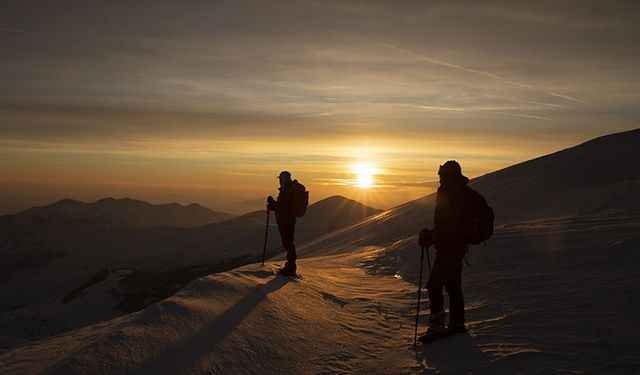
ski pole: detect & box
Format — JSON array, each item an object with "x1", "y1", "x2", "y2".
[
  {"x1": 413, "y1": 246, "x2": 426, "y2": 346},
  {"x1": 261, "y1": 209, "x2": 270, "y2": 267}
]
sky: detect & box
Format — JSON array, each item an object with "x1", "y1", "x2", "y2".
[{"x1": 1, "y1": 0, "x2": 639, "y2": 214}]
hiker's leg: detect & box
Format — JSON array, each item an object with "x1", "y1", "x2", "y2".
[
  {"x1": 445, "y1": 253, "x2": 464, "y2": 325},
  {"x1": 279, "y1": 221, "x2": 297, "y2": 271},
  {"x1": 426, "y1": 250, "x2": 448, "y2": 316}
]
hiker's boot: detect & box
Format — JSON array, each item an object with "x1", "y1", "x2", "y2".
[
  {"x1": 279, "y1": 262, "x2": 297, "y2": 277},
  {"x1": 446, "y1": 321, "x2": 467, "y2": 335},
  {"x1": 419, "y1": 311, "x2": 446, "y2": 342}
]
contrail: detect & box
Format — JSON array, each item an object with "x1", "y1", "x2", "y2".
[
  {"x1": 412, "y1": 104, "x2": 550, "y2": 121},
  {"x1": 0, "y1": 27, "x2": 63, "y2": 38},
  {"x1": 415, "y1": 105, "x2": 465, "y2": 112},
  {"x1": 338, "y1": 32, "x2": 585, "y2": 104},
  {"x1": 485, "y1": 97, "x2": 567, "y2": 109},
  {"x1": 484, "y1": 111, "x2": 551, "y2": 121},
  {"x1": 0, "y1": 27, "x2": 39, "y2": 35},
  {"x1": 545, "y1": 91, "x2": 586, "y2": 103}
]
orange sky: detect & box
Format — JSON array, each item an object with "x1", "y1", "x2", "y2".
[
  {"x1": 1, "y1": 1, "x2": 639, "y2": 214},
  {"x1": 0, "y1": 128, "x2": 612, "y2": 214}
]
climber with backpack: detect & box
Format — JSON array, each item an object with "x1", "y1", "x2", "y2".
[
  {"x1": 416, "y1": 160, "x2": 494, "y2": 343},
  {"x1": 267, "y1": 171, "x2": 309, "y2": 276}
]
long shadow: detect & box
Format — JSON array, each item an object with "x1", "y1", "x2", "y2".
[
  {"x1": 418, "y1": 333, "x2": 494, "y2": 374},
  {"x1": 139, "y1": 275, "x2": 291, "y2": 373}
]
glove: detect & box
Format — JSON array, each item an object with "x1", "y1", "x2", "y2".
[
  {"x1": 267, "y1": 196, "x2": 276, "y2": 211},
  {"x1": 418, "y1": 228, "x2": 434, "y2": 248}
]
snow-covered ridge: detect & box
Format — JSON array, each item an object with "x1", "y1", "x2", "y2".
[{"x1": 1, "y1": 129, "x2": 639, "y2": 374}]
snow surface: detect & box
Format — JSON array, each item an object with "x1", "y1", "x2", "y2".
[
  {"x1": 1, "y1": 129, "x2": 639, "y2": 374},
  {"x1": 0, "y1": 195, "x2": 380, "y2": 346}
]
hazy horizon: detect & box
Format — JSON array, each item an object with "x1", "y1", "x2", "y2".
[
  {"x1": 2, "y1": 1, "x2": 639, "y2": 214},
  {"x1": 0, "y1": 127, "x2": 634, "y2": 216}
]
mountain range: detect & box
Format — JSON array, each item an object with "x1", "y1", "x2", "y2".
[{"x1": 12, "y1": 197, "x2": 235, "y2": 229}]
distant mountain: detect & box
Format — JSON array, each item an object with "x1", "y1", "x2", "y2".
[
  {"x1": 0, "y1": 195, "x2": 381, "y2": 346},
  {"x1": 239, "y1": 195, "x2": 382, "y2": 241},
  {"x1": 12, "y1": 197, "x2": 235, "y2": 229},
  {"x1": 212, "y1": 197, "x2": 267, "y2": 216},
  {"x1": 301, "y1": 195, "x2": 383, "y2": 235}
]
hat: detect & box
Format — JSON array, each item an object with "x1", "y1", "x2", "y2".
[
  {"x1": 438, "y1": 160, "x2": 463, "y2": 177},
  {"x1": 277, "y1": 171, "x2": 292, "y2": 179}
]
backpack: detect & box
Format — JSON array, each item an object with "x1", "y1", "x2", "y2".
[
  {"x1": 466, "y1": 189, "x2": 494, "y2": 245},
  {"x1": 292, "y1": 180, "x2": 309, "y2": 217}
]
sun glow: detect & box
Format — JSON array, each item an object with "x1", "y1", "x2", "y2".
[{"x1": 353, "y1": 162, "x2": 376, "y2": 188}]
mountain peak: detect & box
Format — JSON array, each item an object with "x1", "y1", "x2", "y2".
[
  {"x1": 95, "y1": 197, "x2": 116, "y2": 203},
  {"x1": 310, "y1": 195, "x2": 380, "y2": 211},
  {"x1": 47, "y1": 198, "x2": 83, "y2": 207}
]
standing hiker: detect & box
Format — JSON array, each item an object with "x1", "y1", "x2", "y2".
[
  {"x1": 267, "y1": 171, "x2": 309, "y2": 276},
  {"x1": 418, "y1": 160, "x2": 493, "y2": 342}
]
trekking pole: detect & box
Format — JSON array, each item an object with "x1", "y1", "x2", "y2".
[
  {"x1": 413, "y1": 246, "x2": 426, "y2": 346},
  {"x1": 261, "y1": 209, "x2": 270, "y2": 267}
]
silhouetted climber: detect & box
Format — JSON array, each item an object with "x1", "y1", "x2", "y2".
[
  {"x1": 267, "y1": 171, "x2": 309, "y2": 276},
  {"x1": 417, "y1": 160, "x2": 493, "y2": 343}
]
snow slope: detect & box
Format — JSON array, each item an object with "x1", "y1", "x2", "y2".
[
  {"x1": 1, "y1": 129, "x2": 639, "y2": 374},
  {"x1": 0, "y1": 195, "x2": 381, "y2": 347},
  {"x1": 0, "y1": 251, "x2": 421, "y2": 374},
  {"x1": 3, "y1": 222, "x2": 637, "y2": 374}
]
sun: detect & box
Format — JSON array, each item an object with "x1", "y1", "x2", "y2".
[{"x1": 353, "y1": 162, "x2": 376, "y2": 188}]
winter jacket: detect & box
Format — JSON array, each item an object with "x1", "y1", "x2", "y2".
[
  {"x1": 273, "y1": 180, "x2": 298, "y2": 224},
  {"x1": 433, "y1": 175, "x2": 474, "y2": 250}
]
